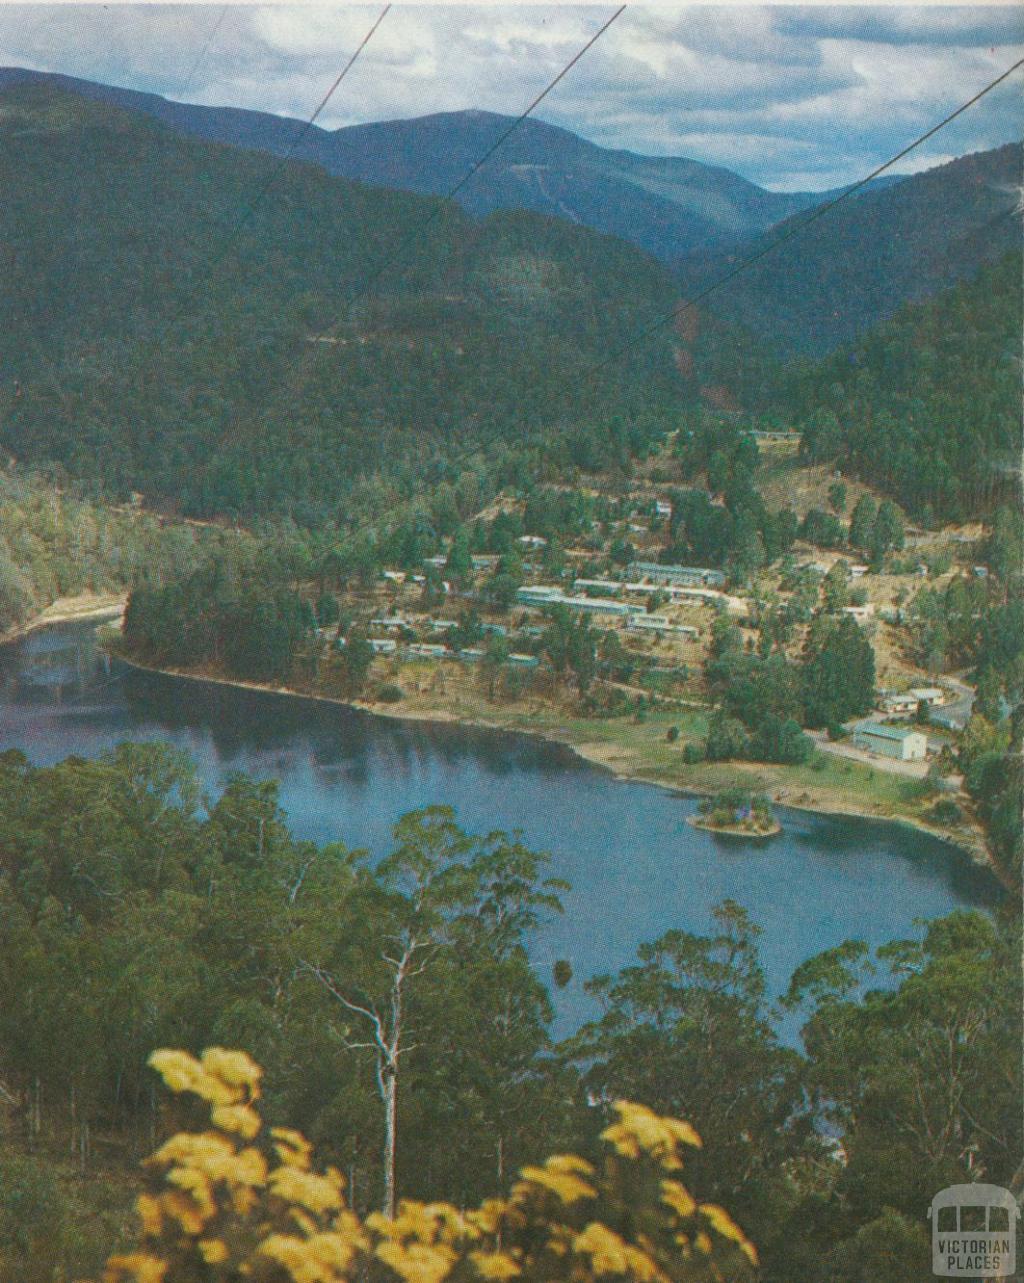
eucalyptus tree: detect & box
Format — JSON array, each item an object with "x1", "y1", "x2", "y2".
[{"x1": 299, "y1": 807, "x2": 566, "y2": 1214}]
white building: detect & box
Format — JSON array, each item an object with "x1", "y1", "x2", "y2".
[
  {"x1": 851, "y1": 723, "x2": 928, "y2": 761},
  {"x1": 909, "y1": 686, "x2": 946, "y2": 707}
]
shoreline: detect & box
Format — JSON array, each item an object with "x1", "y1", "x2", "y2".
[
  {"x1": 107, "y1": 648, "x2": 1006, "y2": 886},
  {"x1": 0, "y1": 594, "x2": 127, "y2": 646}
]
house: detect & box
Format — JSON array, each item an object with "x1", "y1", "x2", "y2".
[
  {"x1": 840, "y1": 604, "x2": 874, "y2": 621},
  {"x1": 517, "y1": 536, "x2": 547, "y2": 549},
  {"x1": 516, "y1": 585, "x2": 562, "y2": 606},
  {"x1": 458, "y1": 648, "x2": 485, "y2": 663},
  {"x1": 879, "y1": 691, "x2": 919, "y2": 715},
  {"x1": 909, "y1": 686, "x2": 946, "y2": 707},
  {"x1": 573, "y1": 578, "x2": 623, "y2": 597},
  {"x1": 851, "y1": 723, "x2": 928, "y2": 761},
  {"x1": 559, "y1": 594, "x2": 637, "y2": 617},
  {"x1": 849, "y1": 564, "x2": 868, "y2": 578},
  {"x1": 627, "y1": 616, "x2": 699, "y2": 638},
  {"x1": 655, "y1": 500, "x2": 672, "y2": 519},
  {"x1": 972, "y1": 565, "x2": 989, "y2": 578},
  {"x1": 508, "y1": 653, "x2": 540, "y2": 669},
  {"x1": 405, "y1": 643, "x2": 450, "y2": 660},
  {"x1": 471, "y1": 554, "x2": 499, "y2": 571},
  {"x1": 368, "y1": 638, "x2": 398, "y2": 655},
  {"x1": 382, "y1": 570, "x2": 406, "y2": 585}
]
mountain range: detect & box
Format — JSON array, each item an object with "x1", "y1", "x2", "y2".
[
  {"x1": 0, "y1": 66, "x2": 895, "y2": 263},
  {"x1": 0, "y1": 82, "x2": 684, "y2": 521},
  {"x1": 0, "y1": 69, "x2": 1019, "y2": 525}
]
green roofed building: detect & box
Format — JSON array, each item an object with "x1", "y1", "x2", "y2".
[{"x1": 851, "y1": 722, "x2": 928, "y2": 761}]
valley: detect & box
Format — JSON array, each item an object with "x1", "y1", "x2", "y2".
[{"x1": 0, "y1": 23, "x2": 1020, "y2": 1283}]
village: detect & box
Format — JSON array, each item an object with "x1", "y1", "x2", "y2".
[{"x1": 311, "y1": 464, "x2": 985, "y2": 784}]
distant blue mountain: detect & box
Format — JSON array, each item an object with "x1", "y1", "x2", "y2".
[{"x1": 0, "y1": 66, "x2": 894, "y2": 261}]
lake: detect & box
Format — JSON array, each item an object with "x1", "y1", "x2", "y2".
[{"x1": 0, "y1": 619, "x2": 1001, "y2": 1037}]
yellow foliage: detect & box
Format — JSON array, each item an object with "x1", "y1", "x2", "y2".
[
  {"x1": 600, "y1": 1102, "x2": 702, "y2": 1171},
  {"x1": 210, "y1": 1102, "x2": 262, "y2": 1139},
  {"x1": 87, "y1": 1047, "x2": 758, "y2": 1283},
  {"x1": 269, "y1": 1166, "x2": 345, "y2": 1216},
  {"x1": 375, "y1": 1239, "x2": 457, "y2": 1283},
  {"x1": 513, "y1": 1159, "x2": 596, "y2": 1205},
  {"x1": 200, "y1": 1047, "x2": 263, "y2": 1092},
  {"x1": 102, "y1": 1252, "x2": 168, "y2": 1283},
  {"x1": 573, "y1": 1223, "x2": 666, "y2": 1282},
  {"x1": 659, "y1": 1181, "x2": 697, "y2": 1220},
  {"x1": 470, "y1": 1250, "x2": 522, "y2": 1280},
  {"x1": 273, "y1": 1126, "x2": 315, "y2": 1170}
]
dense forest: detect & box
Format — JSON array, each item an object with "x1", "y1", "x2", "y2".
[
  {"x1": 0, "y1": 85, "x2": 685, "y2": 525},
  {"x1": 2, "y1": 86, "x2": 1018, "y2": 539},
  {"x1": 0, "y1": 471, "x2": 212, "y2": 635},
  {"x1": 682, "y1": 143, "x2": 1022, "y2": 355},
  {"x1": 0, "y1": 747, "x2": 1018, "y2": 1280},
  {"x1": 786, "y1": 253, "x2": 1022, "y2": 521}
]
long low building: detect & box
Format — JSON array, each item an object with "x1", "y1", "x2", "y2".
[
  {"x1": 627, "y1": 616, "x2": 699, "y2": 637},
  {"x1": 629, "y1": 561, "x2": 726, "y2": 588},
  {"x1": 515, "y1": 587, "x2": 638, "y2": 617},
  {"x1": 851, "y1": 723, "x2": 928, "y2": 761}
]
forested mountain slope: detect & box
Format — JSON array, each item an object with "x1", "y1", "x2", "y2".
[
  {"x1": 681, "y1": 143, "x2": 1022, "y2": 354},
  {"x1": 0, "y1": 67, "x2": 848, "y2": 261},
  {"x1": 784, "y1": 252, "x2": 1021, "y2": 521},
  {"x1": 0, "y1": 84, "x2": 684, "y2": 523}
]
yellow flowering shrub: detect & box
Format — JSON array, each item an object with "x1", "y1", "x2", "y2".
[{"x1": 90, "y1": 1049, "x2": 758, "y2": 1283}]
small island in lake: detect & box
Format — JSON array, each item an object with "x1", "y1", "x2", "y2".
[{"x1": 689, "y1": 789, "x2": 781, "y2": 837}]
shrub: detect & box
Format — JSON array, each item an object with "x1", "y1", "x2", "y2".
[
  {"x1": 682, "y1": 743, "x2": 706, "y2": 765},
  {"x1": 89, "y1": 1047, "x2": 759, "y2": 1283},
  {"x1": 377, "y1": 684, "x2": 405, "y2": 703},
  {"x1": 930, "y1": 799, "x2": 962, "y2": 826},
  {"x1": 666, "y1": 726, "x2": 680, "y2": 743}
]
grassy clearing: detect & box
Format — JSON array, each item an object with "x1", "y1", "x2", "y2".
[{"x1": 359, "y1": 666, "x2": 946, "y2": 832}]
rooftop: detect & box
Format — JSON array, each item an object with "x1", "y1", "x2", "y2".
[{"x1": 854, "y1": 722, "x2": 924, "y2": 741}]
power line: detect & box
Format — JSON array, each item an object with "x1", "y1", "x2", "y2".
[
  {"x1": 307, "y1": 4, "x2": 627, "y2": 342},
  {"x1": 209, "y1": 5, "x2": 391, "y2": 260},
  {"x1": 583, "y1": 54, "x2": 1024, "y2": 381},
  {"x1": 154, "y1": 4, "x2": 391, "y2": 347},
  {"x1": 207, "y1": 4, "x2": 626, "y2": 458},
  {"x1": 177, "y1": 5, "x2": 230, "y2": 102}
]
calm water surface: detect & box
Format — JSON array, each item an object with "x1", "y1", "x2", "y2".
[{"x1": 0, "y1": 621, "x2": 1001, "y2": 1036}]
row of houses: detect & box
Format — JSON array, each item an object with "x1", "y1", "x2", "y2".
[
  {"x1": 364, "y1": 638, "x2": 539, "y2": 668},
  {"x1": 514, "y1": 586, "x2": 700, "y2": 636},
  {"x1": 878, "y1": 686, "x2": 946, "y2": 714}
]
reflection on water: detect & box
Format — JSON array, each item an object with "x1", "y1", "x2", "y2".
[{"x1": 0, "y1": 621, "x2": 1002, "y2": 1037}]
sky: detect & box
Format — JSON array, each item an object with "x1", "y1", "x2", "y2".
[{"x1": 0, "y1": 4, "x2": 1021, "y2": 190}]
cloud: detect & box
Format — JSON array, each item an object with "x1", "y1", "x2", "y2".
[
  {"x1": 773, "y1": 6, "x2": 1024, "y2": 48},
  {"x1": 0, "y1": 5, "x2": 1020, "y2": 189}
]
